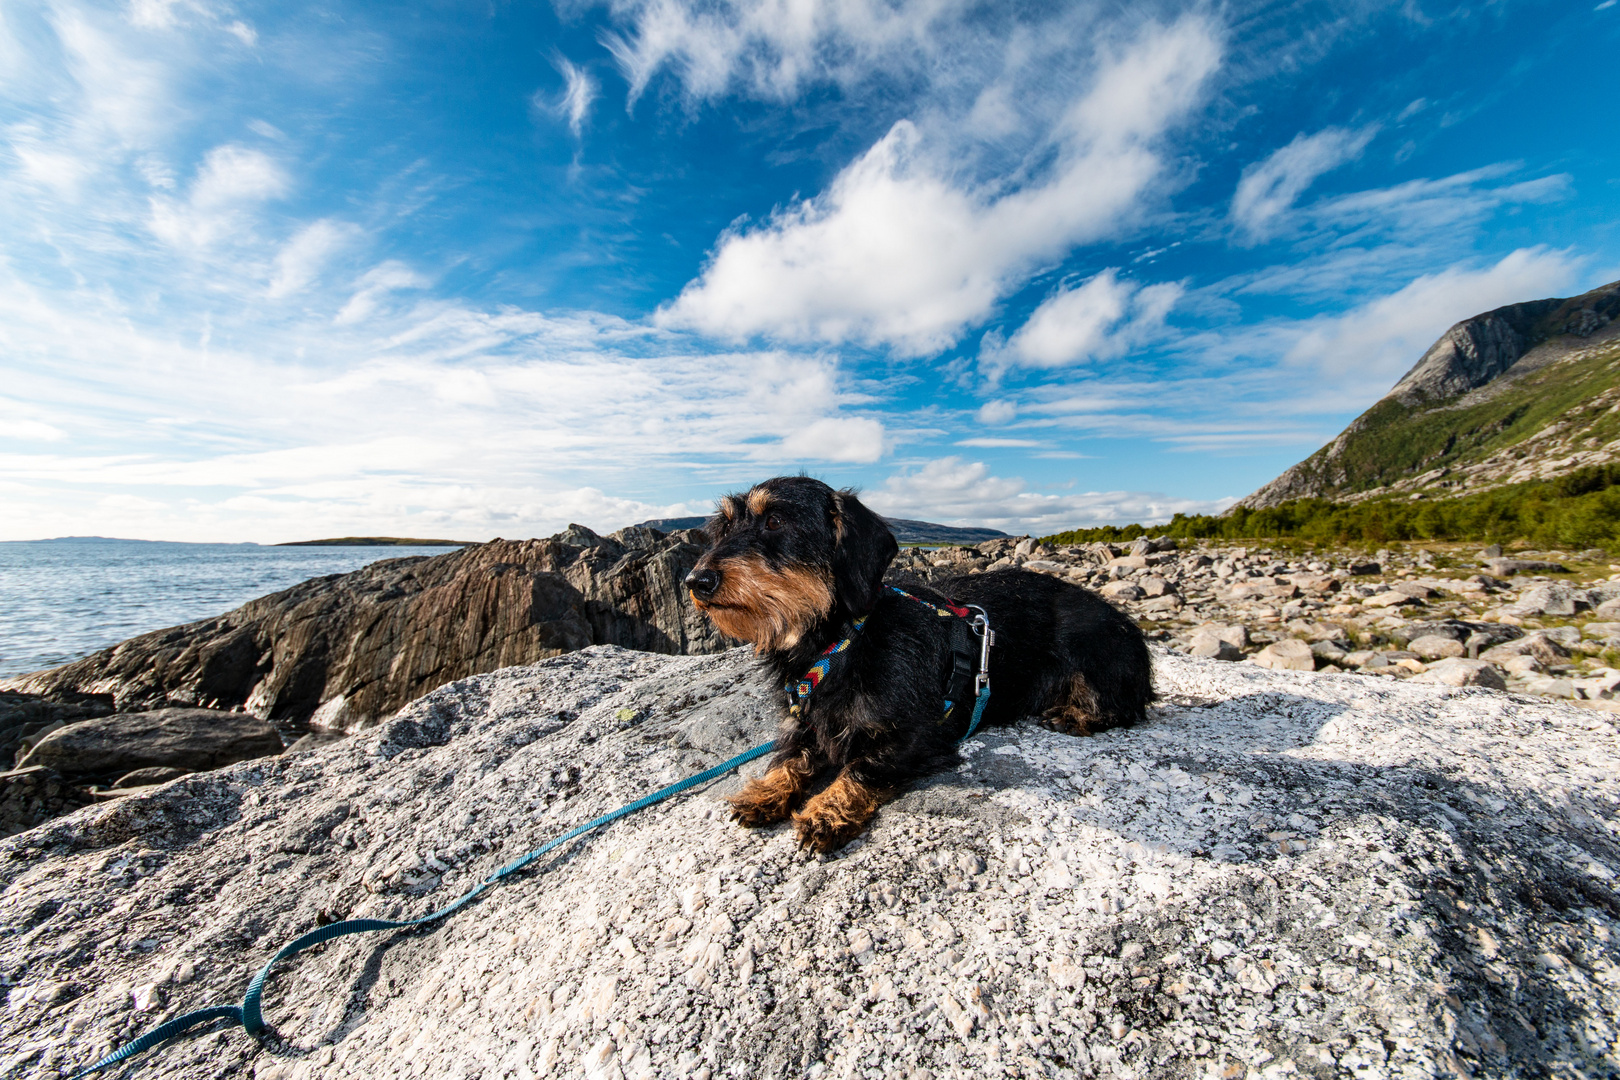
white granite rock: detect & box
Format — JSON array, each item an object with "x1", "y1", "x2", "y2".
[{"x1": 4, "y1": 646, "x2": 1619, "y2": 1079}]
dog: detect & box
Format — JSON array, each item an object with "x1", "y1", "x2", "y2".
[{"x1": 683, "y1": 476, "x2": 1155, "y2": 851}]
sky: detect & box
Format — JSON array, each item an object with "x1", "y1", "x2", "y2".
[{"x1": 2, "y1": 0, "x2": 1618, "y2": 543}]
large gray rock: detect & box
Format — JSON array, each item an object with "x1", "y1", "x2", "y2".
[
  {"x1": 1506, "y1": 582, "x2": 1592, "y2": 617},
  {"x1": 0, "y1": 766, "x2": 91, "y2": 837},
  {"x1": 16, "y1": 708, "x2": 283, "y2": 777},
  {"x1": 8, "y1": 647, "x2": 1616, "y2": 1078},
  {"x1": 1484, "y1": 558, "x2": 1570, "y2": 577},
  {"x1": 0, "y1": 690, "x2": 114, "y2": 770},
  {"x1": 1408, "y1": 658, "x2": 1508, "y2": 690}
]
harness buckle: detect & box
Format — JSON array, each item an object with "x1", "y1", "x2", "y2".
[{"x1": 966, "y1": 605, "x2": 994, "y2": 695}]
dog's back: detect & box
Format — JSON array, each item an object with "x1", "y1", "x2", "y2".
[{"x1": 933, "y1": 568, "x2": 1156, "y2": 734}]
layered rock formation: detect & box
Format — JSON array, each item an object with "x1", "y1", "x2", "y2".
[
  {"x1": 4, "y1": 646, "x2": 1617, "y2": 1078},
  {"x1": 0, "y1": 525, "x2": 726, "y2": 738},
  {"x1": 1237, "y1": 278, "x2": 1620, "y2": 509}
]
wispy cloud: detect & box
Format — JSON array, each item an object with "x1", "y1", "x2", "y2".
[
  {"x1": 995, "y1": 269, "x2": 1183, "y2": 369},
  {"x1": 546, "y1": 55, "x2": 598, "y2": 137},
  {"x1": 1230, "y1": 126, "x2": 1376, "y2": 243}
]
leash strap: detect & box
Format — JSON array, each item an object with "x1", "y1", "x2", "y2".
[{"x1": 68, "y1": 741, "x2": 774, "y2": 1078}]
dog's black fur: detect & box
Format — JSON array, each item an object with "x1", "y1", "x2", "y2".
[{"x1": 684, "y1": 475, "x2": 1154, "y2": 851}]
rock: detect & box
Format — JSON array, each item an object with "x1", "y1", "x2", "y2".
[
  {"x1": 1484, "y1": 558, "x2": 1569, "y2": 576},
  {"x1": 1365, "y1": 591, "x2": 1421, "y2": 608},
  {"x1": 1099, "y1": 581, "x2": 1144, "y2": 602},
  {"x1": 1408, "y1": 635, "x2": 1466, "y2": 660},
  {"x1": 1188, "y1": 637, "x2": 1242, "y2": 661},
  {"x1": 1480, "y1": 543, "x2": 1504, "y2": 559},
  {"x1": 1137, "y1": 594, "x2": 1184, "y2": 615},
  {"x1": 0, "y1": 690, "x2": 115, "y2": 770},
  {"x1": 1023, "y1": 560, "x2": 1067, "y2": 573},
  {"x1": 1408, "y1": 658, "x2": 1507, "y2": 689},
  {"x1": 1573, "y1": 670, "x2": 1620, "y2": 700},
  {"x1": 1389, "y1": 580, "x2": 1439, "y2": 599},
  {"x1": 0, "y1": 766, "x2": 91, "y2": 838},
  {"x1": 1481, "y1": 633, "x2": 1570, "y2": 666},
  {"x1": 16, "y1": 708, "x2": 283, "y2": 778},
  {"x1": 1499, "y1": 654, "x2": 1546, "y2": 677},
  {"x1": 112, "y1": 767, "x2": 189, "y2": 789},
  {"x1": 1288, "y1": 573, "x2": 1339, "y2": 595},
  {"x1": 1015, "y1": 537, "x2": 1038, "y2": 555},
  {"x1": 1506, "y1": 582, "x2": 1592, "y2": 617},
  {"x1": 1522, "y1": 676, "x2": 1577, "y2": 698},
  {"x1": 7, "y1": 646, "x2": 1619, "y2": 1079},
  {"x1": 1309, "y1": 641, "x2": 1348, "y2": 664},
  {"x1": 1, "y1": 529, "x2": 728, "y2": 733},
  {"x1": 1250, "y1": 639, "x2": 1315, "y2": 671},
  {"x1": 1105, "y1": 555, "x2": 1150, "y2": 571},
  {"x1": 1348, "y1": 562, "x2": 1381, "y2": 575},
  {"x1": 1584, "y1": 622, "x2": 1620, "y2": 640},
  {"x1": 1597, "y1": 598, "x2": 1620, "y2": 620}
]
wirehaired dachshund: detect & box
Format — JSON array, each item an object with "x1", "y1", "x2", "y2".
[{"x1": 683, "y1": 476, "x2": 1154, "y2": 851}]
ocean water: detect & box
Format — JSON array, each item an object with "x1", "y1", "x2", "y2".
[{"x1": 0, "y1": 538, "x2": 461, "y2": 678}]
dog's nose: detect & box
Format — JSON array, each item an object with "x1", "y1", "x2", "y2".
[{"x1": 685, "y1": 566, "x2": 720, "y2": 601}]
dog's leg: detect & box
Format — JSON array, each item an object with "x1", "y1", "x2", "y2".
[
  {"x1": 1041, "y1": 671, "x2": 1105, "y2": 736},
  {"x1": 792, "y1": 767, "x2": 888, "y2": 852},
  {"x1": 728, "y1": 752, "x2": 814, "y2": 827}
]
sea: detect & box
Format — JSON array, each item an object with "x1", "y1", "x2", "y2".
[{"x1": 0, "y1": 537, "x2": 461, "y2": 679}]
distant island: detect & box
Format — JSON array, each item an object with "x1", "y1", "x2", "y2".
[
  {"x1": 634, "y1": 516, "x2": 1010, "y2": 545},
  {"x1": 275, "y1": 537, "x2": 471, "y2": 547}
]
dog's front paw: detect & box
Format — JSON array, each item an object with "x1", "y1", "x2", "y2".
[
  {"x1": 726, "y1": 776, "x2": 796, "y2": 827},
  {"x1": 792, "y1": 804, "x2": 869, "y2": 852},
  {"x1": 790, "y1": 770, "x2": 884, "y2": 852}
]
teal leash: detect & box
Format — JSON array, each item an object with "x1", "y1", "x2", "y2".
[{"x1": 70, "y1": 603, "x2": 996, "y2": 1078}]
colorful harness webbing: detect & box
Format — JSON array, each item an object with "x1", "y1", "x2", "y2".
[{"x1": 784, "y1": 586, "x2": 992, "y2": 736}]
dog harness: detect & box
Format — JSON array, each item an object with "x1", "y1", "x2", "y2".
[{"x1": 784, "y1": 585, "x2": 995, "y2": 738}]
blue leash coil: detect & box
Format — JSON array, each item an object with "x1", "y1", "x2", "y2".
[{"x1": 71, "y1": 611, "x2": 995, "y2": 1077}]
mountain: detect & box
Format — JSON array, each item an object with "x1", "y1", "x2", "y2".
[
  {"x1": 1236, "y1": 279, "x2": 1620, "y2": 509},
  {"x1": 635, "y1": 516, "x2": 1009, "y2": 545}
]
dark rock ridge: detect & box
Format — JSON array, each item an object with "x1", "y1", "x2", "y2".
[
  {"x1": 636, "y1": 515, "x2": 1009, "y2": 545},
  {"x1": 1237, "y1": 278, "x2": 1620, "y2": 509},
  {"x1": 0, "y1": 524, "x2": 727, "y2": 737}
]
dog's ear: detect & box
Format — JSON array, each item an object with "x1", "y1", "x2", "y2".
[{"x1": 830, "y1": 488, "x2": 898, "y2": 614}]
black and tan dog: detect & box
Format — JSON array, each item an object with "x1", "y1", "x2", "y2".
[{"x1": 684, "y1": 476, "x2": 1154, "y2": 851}]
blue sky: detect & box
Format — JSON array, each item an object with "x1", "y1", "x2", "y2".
[{"x1": 2, "y1": 0, "x2": 1617, "y2": 542}]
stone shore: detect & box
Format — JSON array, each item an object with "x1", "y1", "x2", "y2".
[{"x1": 894, "y1": 537, "x2": 1620, "y2": 710}]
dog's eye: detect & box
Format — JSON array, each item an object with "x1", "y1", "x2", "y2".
[{"x1": 764, "y1": 513, "x2": 784, "y2": 532}]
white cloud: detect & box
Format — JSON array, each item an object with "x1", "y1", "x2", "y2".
[
  {"x1": 1002, "y1": 269, "x2": 1183, "y2": 368},
  {"x1": 268, "y1": 219, "x2": 359, "y2": 299},
  {"x1": 975, "y1": 400, "x2": 1016, "y2": 425},
  {"x1": 334, "y1": 261, "x2": 430, "y2": 324},
  {"x1": 599, "y1": 0, "x2": 958, "y2": 104},
  {"x1": 547, "y1": 56, "x2": 598, "y2": 137},
  {"x1": 1230, "y1": 126, "x2": 1376, "y2": 243},
  {"x1": 777, "y1": 417, "x2": 886, "y2": 464},
  {"x1": 657, "y1": 17, "x2": 1222, "y2": 355},
  {"x1": 867, "y1": 456, "x2": 1233, "y2": 533},
  {"x1": 149, "y1": 143, "x2": 289, "y2": 249}
]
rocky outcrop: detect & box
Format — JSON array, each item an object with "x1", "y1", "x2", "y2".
[
  {"x1": 0, "y1": 691, "x2": 114, "y2": 775},
  {"x1": 1235, "y1": 278, "x2": 1620, "y2": 510},
  {"x1": 16, "y1": 708, "x2": 283, "y2": 780},
  {"x1": 4, "y1": 646, "x2": 1617, "y2": 1078},
  {"x1": 0, "y1": 525, "x2": 728, "y2": 736}
]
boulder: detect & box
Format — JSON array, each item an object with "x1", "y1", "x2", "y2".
[
  {"x1": 6, "y1": 647, "x2": 1618, "y2": 1079},
  {"x1": 1407, "y1": 658, "x2": 1508, "y2": 690},
  {"x1": 16, "y1": 708, "x2": 283, "y2": 778},
  {"x1": 1365, "y1": 591, "x2": 1421, "y2": 608},
  {"x1": 1480, "y1": 633, "x2": 1570, "y2": 666},
  {"x1": 1, "y1": 528, "x2": 729, "y2": 734},
  {"x1": 1288, "y1": 573, "x2": 1340, "y2": 595},
  {"x1": 1250, "y1": 639, "x2": 1315, "y2": 671},
  {"x1": 1348, "y1": 561, "x2": 1381, "y2": 575},
  {"x1": 0, "y1": 690, "x2": 115, "y2": 770},
  {"x1": 1138, "y1": 575, "x2": 1172, "y2": 598},
  {"x1": 1484, "y1": 557, "x2": 1569, "y2": 576},
  {"x1": 1188, "y1": 624, "x2": 1246, "y2": 660},
  {"x1": 1506, "y1": 583, "x2": 1592, "y2": 617},
  {"x1": 1408, "y1": 635, "x2": 1466, "y2": 660},
  {"x1": 1099, "y1": 581, "x2": 1144, "y2": 602}
]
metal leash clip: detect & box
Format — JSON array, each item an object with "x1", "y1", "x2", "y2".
[{"x1": 965, "y1": 604, "x2": 994, "y2": 694}]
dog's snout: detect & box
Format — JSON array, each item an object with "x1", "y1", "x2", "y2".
[{"x1": 685, "y1": 566, "x2": 720, "y2": 601}]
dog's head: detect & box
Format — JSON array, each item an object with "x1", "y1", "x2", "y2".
[{"x1": 684, "y1": 476, "x2": 898, "y2": 652}]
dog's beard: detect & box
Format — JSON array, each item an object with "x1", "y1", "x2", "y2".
[{"x1": 693, "y1": 554, "x2": 834, "y2": 652}]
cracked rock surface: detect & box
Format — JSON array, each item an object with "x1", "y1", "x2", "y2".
[{"x1": 3, "y1": 646, "x2": 1618, "y2": 1079}]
